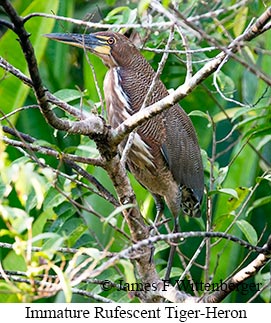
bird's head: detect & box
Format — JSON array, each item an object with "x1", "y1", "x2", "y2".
[{"x1": 44, "y1": 31, "x2": 138, "y2": 68}]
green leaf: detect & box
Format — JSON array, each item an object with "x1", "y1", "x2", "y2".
[
  {"x1": 232, "y1": 105, "x2": 271, "y2": 122},
  {"x1": 233, "y1": 7, "x2": 248, "y2": 37},
  {"x1": 32, "y1": 209, "x2": 55, "y2": 239},
  {"x1": 255, "y1": 272, "x2": 271, "y2": 303},
  {"x1": 213, "y1": 108, "x2": 240, "y2": 123},
  {"x1": 154, "y1": 240, "x2": 170, "y2": 254},
  {"x1": 236, "y1": 219, "x2": 258, "y2": 245},
  {"x1": 214, "y1": 166, "x2": 229, "y2": 187},
  {"x1": 83, "y1": 53, "x2": 107, "y2": 103},
  {"x1": 138, "y1": 0, "x2": 151, "y2": 15},
  {"x1": 41, "y1": 234, "x2": 65, "y2": 258},
  {"x1": 209, "y1": 187, "x2": 250, "y2": 213},
  {"x1": 53, "y1": 89, "x2": 85, "y2": 103},
  {"x1": 86, "y1": 247, "x2": 102, "y2": 258},
  {"x1": 256, "y1": 172, "x2": 271, "y2": 184},
  {"x1": 217, "y1": 188, "x2": 239, "y2": 199},
  {"x1": 0, "y1": 0, "x2": 59, "y2": 115},
  {"x1": 105, "y1": 7, "x2": 137, "y2": 25},
  {"x1": 246, "y1": 196, "x2": 271, "y2": 217},
  {"x1": 45, "y1": 0, "x2": 74, "y2": 89},
  {"x1": 51, "y1": 263, "x2": 72, "y2": 303},
  {"x1": 119, "y1": 260, "x2": 136, "y2": 284},
  {"x1": 58, "y1": 218, "x2": 88, "y2": 247},
  {"x1": 0, "y1": 206, "x2": 31, "y2": 234},
  {"x1": 243, "y1": 124, "x2": 271, "y2": 140},
  {"x1": 188, "y1": 110, "x2": 210, "y2": 121},
  {"x1": 242, "y1": 61, "x2": 258, "y2": 104},
  {"x1": 227, "y1": 187, "x2": 250, "y2": 212},
  {"x1": 31, "y1": 232, "x2": 63, "y2": 244},
  {"x1": 140, "y1": 193, "x2": 154, "y2": 219},
  {"x1": 106, "y1": 0, "x2": 117, "y2": 5},
  {"x1": 25, "y1": 188, "x2": 38, "y2": 213},
  {"x1": 216, "y1": 72, "x2": 235, "y2": 97},
  {"x1": 103, "y1": 203, "x2": 135, "y2": 230},
  {"x1": 43, "y1": 187, "x2": 66, "y2": 210},
  {"x1": 159, "y1": 266, "x2": 183, "y2": 279},
  {"x1": 257, "y1": 135, "x2": 271, "y2": 150},
  {"x1": 2, "y1": 251, "x2": 27, "y2": 272}
]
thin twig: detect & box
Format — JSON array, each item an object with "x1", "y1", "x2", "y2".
[{"x1": 175, "y1": 25, "x2": 193, "y2": 82}]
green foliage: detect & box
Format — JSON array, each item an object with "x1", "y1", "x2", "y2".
[
  {"x1": 0, "y1": 0, "x2": 59, "y2": 115},
  {"x1": 0, "y1": 0, "x2": 270, "y2": 303}
]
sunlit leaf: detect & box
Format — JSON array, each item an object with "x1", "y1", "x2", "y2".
[
  {"x1": 119, "y1": 260, "x2": 136, "y2": 284},
  {"x1": 213, "y1": 108, "x2": 240, "y2": 123},
  {"x1": 227, "y1": 187, "x2": 250, "y2": 212},
  {"x1": 233, "y1": 7, "x2": 248, "y2": 37},
  {"x1": 0, "y1": 206, "x2": 31, "y2": 234},
  {"x1": 51, "y1": 264, "x2": 72, "y2": 303},
  {"x1": 217, "y1": 188, "x2": 239, "y2": 199},
  {"x1": 138, "y1": 0, "x2": 151, "y2": 15}
]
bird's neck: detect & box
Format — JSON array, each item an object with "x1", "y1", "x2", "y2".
[{"x1": 111, "y1": 64, "x2": 159, "y2": 112}]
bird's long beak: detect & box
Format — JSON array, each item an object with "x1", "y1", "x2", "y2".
[{"x1": 44, "y1": 33, "x2": 111, "y2": 55}]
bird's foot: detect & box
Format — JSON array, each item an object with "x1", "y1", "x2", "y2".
[{"x1": 148, "y1": 218, "x2": 170, "y2": 235}]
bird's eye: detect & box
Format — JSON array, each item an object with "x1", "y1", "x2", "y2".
[{"x1": 107, "y1": 37, "x2": 115, "y2": 45}]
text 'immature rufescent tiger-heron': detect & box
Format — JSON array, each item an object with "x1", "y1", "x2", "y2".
[{"x1": 45, "y1": 31, "x2": 204, "y2": 246}]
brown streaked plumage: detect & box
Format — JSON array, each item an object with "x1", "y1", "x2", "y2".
[{"x1": 44, "y1": 31, "x2": 204, "y2": 221}]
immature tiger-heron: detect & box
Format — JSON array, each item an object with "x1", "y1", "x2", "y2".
[{"x1": 45, "y1": 31, "x2": 204, "y2": 276}]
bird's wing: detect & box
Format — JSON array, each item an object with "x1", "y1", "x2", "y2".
[{"x1": 161, "y1": 104, "x2": 204, "y2": 203}]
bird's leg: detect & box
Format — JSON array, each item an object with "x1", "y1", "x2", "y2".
[
  {"x1": 148, "y1": 194, "x2": 164, "y2": 263},
  {"x1": 152, "y1": 194, "x2": 165, "y2": 234},
  {"x1": 164, "y1": 216, "x2": 180, "y2": 281}
]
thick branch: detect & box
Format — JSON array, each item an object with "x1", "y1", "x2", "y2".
[{"x1": 103, "y1": 154, "x2": 161, "y2": 302}]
